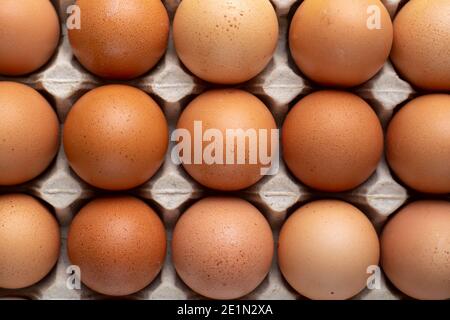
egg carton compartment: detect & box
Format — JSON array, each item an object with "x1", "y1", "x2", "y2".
[{"x1": 1, "y1": 0, "x2": 442, "y2": 301}]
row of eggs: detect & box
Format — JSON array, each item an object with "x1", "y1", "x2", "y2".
[
  {"x1": 0, "y1": 0, "x2": 449, "y2": 90},
  {"x1": 1, "y1": 81, "x2": 449, "y2": 194},
  {"x1": 0, "y1": 0, "x2": 449, "y2": 303},
  {"x1": 1, "y1": 194, "x2": 449, "y2": 300}
]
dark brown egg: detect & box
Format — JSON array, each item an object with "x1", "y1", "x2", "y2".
[
  {"x1": 69, "y1": 0, "x2": 169, "y2": 79},
  {"x1": 67, "y1": 196, "x2": 167, "y2": 296},
  {"x1": 282, "y1": 90, "x2": 384, "y2": 192},
  {"x1": 63, "y1": 85, "x2": 168, "y2": 191}
]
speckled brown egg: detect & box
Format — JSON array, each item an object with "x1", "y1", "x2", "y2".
[
  {"x1": 68, "y1": 0, "x2": 169, "y2": 79},
  {"x1": 176, "y1": 89, "x2": 277, "y2": 191},
  {"x1": 172, "y1": 197, "x2": 274, "y2": 300},
  {"x1": 391, "y1": 0, "x2": 450, "y2": 91},
  {"x1": 289, "y1": 0, "x2": 393, "y2": 87},
  {"x1": 282, "y1": 90, "x2": 384, "y2": 192},
  {"x1": 386, "y1": 94, "x2": 450, "y2": 194},
  {"x1": 173, "y1": 0, "x2": 279, "y2": 84},
  {"x1": 67, "y1": 196, "x2": 166, "y2": 296},
  {"x1": 278, "y1": 200, "x2": 380, "y2": 300},
  {"x1": 381, "y1": 201, "x2": 450, "y2": 300},
  {"x1": 0, "y1": 194, "x2": 60, "y2": 289},
  {"x1": 63, "y1": 85, "x2": 168, "y2": 191},
  {"x1": 0, "y1": 0, "x2": 60, "y2": 76},
  {"x1": 0, "y1": 82, "x2": 60, "y2": 186}
]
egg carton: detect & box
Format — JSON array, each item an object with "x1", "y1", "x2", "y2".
[{"x1": 1, "y1": 0, "x2": 443, "y2": 301}]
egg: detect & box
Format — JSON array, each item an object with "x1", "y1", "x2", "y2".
[
  {"x1": 173, "y1": 0, "x2": 279, "y2": 84},
  {"x1": 176, "y1": 89, "x2": 277, "y2": 191},
  {"x1": 63, "y1": 85, "x2": 168, "y2": 191},
  {"x1": 68, "y1": 0, "x2": 169, "y2": 79},
  {"x1": 282, "y1": 90, "x2": 384, "y2": 192},
  {"x1": 391, "y1": 0, "x2": 450, "y2": 91},
  {"x1": 67, "y1": 196, "x2": 167, "y2": 296},
  {"x1": 386, "y1": 94, "x2": 450, "y2": 194},
  {"x1": 278, "y1": 200, "x2": 380, "y2": 300},
  {"x1": 381, "y1": 201, "x2": 450, "y2": 300},
  {"x1": 289, "y1": 0, "x2": 393, "y2": 87},
  {"x1": 0, "y1": 82, "x2": 60, "y2": 186},
  {"x1": 0, "y1": 0, "x2": 60, "y2": 76},
  {"x1": 0, "y1": 194, "x2": 60, "y2": 289},
  {"x1": 172, "y1": 197, "x2": 274, "y2": 300}
]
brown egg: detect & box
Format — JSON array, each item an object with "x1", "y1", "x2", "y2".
[
  {"x1": 0, "y1": 194, "x2": 60, "y2": 289},
  {"x1": 69, "y1": 0, "x2": 169, "y2": 79},
  {"x1": 381, "y1": 201, "x2": 450, "y2": 300},
  {"x1": 173, "y1": 0, "x2": 279, "y2": 84},
  {"x1": 278, "y1": 200, "x2": 380, "y2": 300},
  {"x1": 67, "y1": 196, "x2": 167, "y2": 296},
  {"x1": 386, "y1": 94, "x2": 450, "y2": 194},
  {"x1": 176, "y1": 89, "x2": 277, "y2": 191},
  {"x1": 63, "y1": 85, "x2": 168, "y2": 190},
  {"x1": 0, "y1": 82, "x2": 60, "y2": 186},
  {"x1": 391, "y1": 0, "x2": 450, "y2": 91},
  {"x1": 0, "y1": 0, "x2": 60, "y2": 76},
  {"x1": 172, "y1": 197, "x2": 274, "y2": 300},
  {"x1": 282, "y1": 90, "x2": 384, "y2": 192},
  {"x1": 289, "y1": 0, "x2": 393, "y2": 87}
]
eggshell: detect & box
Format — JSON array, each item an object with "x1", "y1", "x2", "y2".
[
  {"x1": 381, "y1": 201, "x2": 450, "y2": 300},
  {"x1": 391, "y1": 0, "x2": 450, "y2": 91},
  {"x1": 289, "y1": 0, "x2": 393, "y2": 87},
  {"x1": 0, "y1": 0, "x2": 60, "y2": 76},
  {"x1": 172, "y1": 197, "x2": 274, "y2": 300},
  {"x1": 176, "y1": 89, "x2": 277, "y2": 191},
  {"x1": 63, "y1": 85, "x2": 168, "y2": 191},
  {"x1": 173, "y1": 0, "x2": 279, "y2": 84},
  {"x1": 69, "y1": 0, "x2": 169, "y2": 79},
  {"x1": 386, "y1": 94, "x2": 450, "y2": 194},
  {"x1": 0, "y1": 82, "x2": 60, "y2": 186},
  {"x1": 67, "y1": 196, "x2": 167, "y2": 296},
  {"x1": 282, "y1": 90, "x2": 384, "y2": 192},
  {"x1": 0, "y1": 194, "x2": 60, "y2": 289},
  {"x1": 278, "y1": 200, "x2": 380, "y2": 300}
]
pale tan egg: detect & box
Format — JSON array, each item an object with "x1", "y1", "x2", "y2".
[
  {"x1": 0, "y1": 194, "x2": 60, "y2": 289},
  {"x1": 67, "y1": 196, "x2": 167, "y2": 296},
  {"x1": 69, "y1": 0, "x2": 169, "y2": 79},
  {"x1": 173, "y1": 0, "x2": 279, "y2": 84},
  {"x1": 386, "y1": 94, "x2": 450, "y2": 194},
  {"x1": 172, "y1": 197, "x2": 274, "y2": 300},
  {"x1": 391, "y1": 0, "x2": 450, "y2": 91},
  {"x1": 289, "y1": 0, "x2": 393, "y2": 87},
  {"x1": 282, "y1": 90, "x2": 384, "y2": 192},
  {"x1": 0, "y1": 0, "x2": 60, "y2": 75},
  {"x1": 381, "y1": 201, "x2": 450, "y2": 300},
  {"x1": 278, "y1": 200, "x2": 380, "y2": 300},
  {"x1": 176, "y1": 89, "x2": 277, "y2": 191},
  {"x1": 63, "y1": 85, "x2": 168, "y2": 191},
  {"x1": 0, "y1": 82, "x2": 60, "y2": 186}
]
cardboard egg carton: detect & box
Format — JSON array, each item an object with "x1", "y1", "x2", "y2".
[{"x1": 1, "y1": 0, "x2": 439, "y2": 300}]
